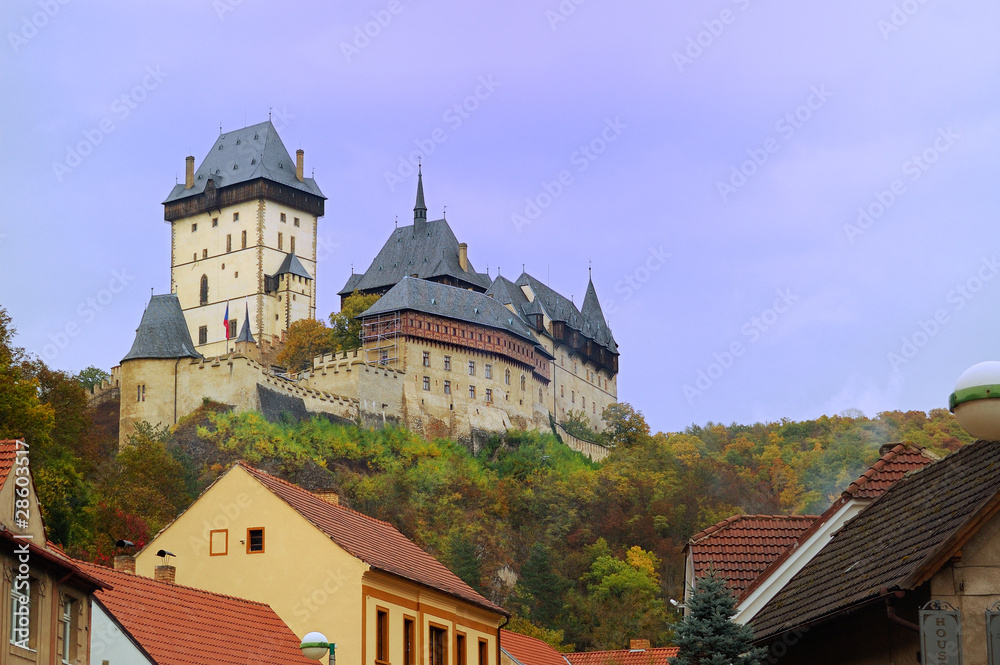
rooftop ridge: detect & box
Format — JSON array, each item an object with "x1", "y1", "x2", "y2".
[{"x1": 689, "y1": 514, "x2": 820, "y2": 544}]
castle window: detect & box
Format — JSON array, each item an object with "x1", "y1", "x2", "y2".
[
  {"x1": 290, "y1": 236, "x2": 296, "y2": 254},
  {"x1": 191, "y1": 223, "x2": 197, "y2": 232},
  {"x1": 423, "y1": 352, "x2": 430, "y2": 367},
  {"x1": 199, "y1": 326, "x2": 207, "y2": 345},
  {"x1": 200, "y1": 275, "x2": 209, "y2": 305},
  {"x1": 574, "y1": 362, "x2": 578, "y2": 373},
  {"x1": 444, "y1": 380, "x2": 451, "y2": 394},
  {"x1": 212, "y1": 217, "x2": 218, "y2": 227},
  {"x1": 280, "y1": 213, "x2": 286, "y2": 223},
  {"x1": 136, "y1": 384, "x2": 145, "y2": 402},
  {"x1": 561, "y1": 385, "x2": 564, "y2": 397},
  {"x1": 423, "y1": 376, "x2": 430, "y2": 391},
  {"x1": 582, "y1": 396, "x2": 586, "y2": 409},
  {"x1": 540, "y1": 388, "x2": 544, "y2": 402},
  {"x1": 468, "y1": 361, "x2": 475, "y2": 376},
  {"x1": 229, "y1": 319, "x2": 237, "y2": 339},
  {"x1": 505, "y1": 369, "x2": 510, "y2": 385},
  {"x1": 444, "y1": 356, "x2": 451, "y2": 371},
  {"x1": 203, "y1": 249, "x2": 208, "y2": 259},
  {"x1": 247, "y1": 527, "x2": 264, "y2": 553},
  {"x1": 478, "y1": 333, "x2": 483, "y2": 341},
  {"x1": 278, "y1": 233, "x2": 283, "y2": 250},
  {"x1": 227, "y1": 235, "x2": 232, "y2": 252},
  {"x1": 294, "y1": 217, "x2": 300, "y2": 227},
  {"x1": 380, "y1": 350, "x2": 389, "y2": 365},
  {"x1": 593, "y1": 403, "x2": 596, "y2": 414},
  {"x1": 469, "y1": 385, "x2": 476, "y2": 399},
  {"x1": 485, "y1": 364, "x2": 492, "y2": 379},
  {"x1": 241, "y1": 230, "x2": 247, "y2": 248},
  {"x1": 571, "y1": 390, "x2": 575, "y2": 403},
  {"x1": 485, "y1": 388, "x2": 492, "y2": 402},
  {"x1": 193, "y1": 253, "x2": 197, "y2": 261},
  {"x1": 521, "y1": 375, "x2": 526, "y2": 391},
  {"x1": 233, "y1": 212, "x2": 239, "y2": 222}
]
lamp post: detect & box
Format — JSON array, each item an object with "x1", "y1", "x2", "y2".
[
  {"x1": 949, "y1": 361, "x2": 1000, "y2": 440},
  {"x1": 300, "y1": 631, "x2": 336, "y2": 664}
]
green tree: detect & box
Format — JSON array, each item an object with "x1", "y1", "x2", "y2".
[
  {"x1": 276, "y1": 318, "x2": 335, "y2": 371},
  {"x1": 447, "y1": 533, "x2": 482, "y2": 593},
  {"x1": 0, "y1": 307, "x2": 54, "y2": 447},
  {"x1": 669, "y1": 570, "x2": 767, "y2": 665},
  {"x1": 561, "y1": 409, "x2": 601, "y2": 442},
  {"x1": 601, "y1": 403, "x2": 651, "y2": 449},
  {"x1": 330, "y1": 291, "x2": 381, "y2": 351},
  {"x1": 520, "y1": 542, "x2": 566, "y2": 627},
  {"x1": 73, "y1": 366, "x2": 110, "y2": 391}
]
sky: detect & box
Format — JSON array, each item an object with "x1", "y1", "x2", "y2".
[{"x1": 2, "y1": 0, "x2": 999, "y2": 435}]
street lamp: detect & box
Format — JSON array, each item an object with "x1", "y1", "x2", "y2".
[
  {"x1": 950, "y1": 361, "x2": 1000, "y2": 440},
  {"x1": 300, "y1": 631, "x2": 336, "y2": 664}
]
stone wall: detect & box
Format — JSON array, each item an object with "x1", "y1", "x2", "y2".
[{"x1": 554, "y1": 422, "x2": 609, "y2": 462}]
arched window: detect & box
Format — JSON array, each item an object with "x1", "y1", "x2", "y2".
[
  {"x1": 520, "y1": 375, "x2": 526, "y2": 391},
  {"x1": 200, "y1": 275, "x2": 208, "y2": 305},
  {"x1": 505, "y1": 369, "x2": 510, "y2": 385}
]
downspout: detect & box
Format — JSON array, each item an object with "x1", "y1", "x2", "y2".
[
  {"x1": 883, "y1": 590, "x2": 919, "y2": 632},
  {"x1": 497, "y1": 615, "x2": 510, "y2": 665}
]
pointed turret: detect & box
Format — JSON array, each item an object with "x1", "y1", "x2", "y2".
[{"x1": 413, "y1": 164, "x2": 427, "y2": 231}]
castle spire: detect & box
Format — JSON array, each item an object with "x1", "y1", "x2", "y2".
[{"x1": 413, "y1": 163, "x2": 427, "y2": 230}]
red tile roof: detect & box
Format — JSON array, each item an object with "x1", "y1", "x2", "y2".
[
  {"x1": 752, "y1": 438, "x2": 1000, "y2": 641},
  {"x1": 564, "y1": 647, "x2": 679, "y2": 665},
  {"x1": 686, "y1": 514, "x2": 819, "y2": 597},
  {"x1": 841, "y1": 442, "x2": 938, "y2": 499},
  {"x1": 0, "y1": 440, "x2": 21, "y2": 489},
  {"x1": 239, "y1": 463, "x2": 506, "y2": 615},
  {"x1": 78, "y1": 561, "x2": 314, "y2": 665},
  {"x1": 501, "y1": 630, "x2": 570, "y2": 665}
]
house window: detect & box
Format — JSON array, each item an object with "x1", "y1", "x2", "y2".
[
  {"x1": 404, "y1": 618, "x2": 416, "y2": 665},
  {"x1": 294, "y1": 217, "x2": 300, "y2": 227},
  {"x1": 136, "y1": 384, "x2": 145, "y2": 402},
  {"x1": 199, "y1": 326, "x2": 208, "y2": 345},
  {"x1": 444, "y1": 356, "x2": 451, "y2": 371},
  {"x1": 10, "y1": 577, "x2": 38, "y2": 650},
  {"x1": 60, "y1": 596, "x2": 78, "y2": 663},
  {"x1": 241, "y1": 230, "x2": 247, "y2": 248},
  {"x1": 468, "y1": 361, "x2": 475, "y2": 376},
  {"x1": 376, "y1": 609, "x2": 389, "y2": 663},
  {"x1": 290, "y1": 236, "x2": 296, "y2": 254},
  {"x1": 485, "y1": 364, "x2": 492, "y2": 379},
  {"x1": 228, "y1": 319, "x2": 237, "y2": 339},
  {"x1": 247, "y1": 527, "x2": 265, "y2": 553},
  {"x1": 233, "y1": 212, "x2": 239, "y2": 221},
  {"x1": 210, "y1": 529, "x2": 228, "y2": 556},
  {"x1": 456, "y1": 633, "x2": 467, "y2": 665},
  {"x1": 430, "y1": 626, "x2": 447, "y2": 665},
  {"x1": 212, "y1": 217, "x2": 218, "y2": 227},
  {"x1": 200, "y1": 275, "x2": 209, "y2": 304},
  {"x1": 423, "y1": 352, "x2": 430, "y2": 367},
  {"x1": 226, "y1": 234, "x2": 232, "y2": 252},
  {"x1": 423, "y1": 376, "x2": 430, "y2": 391},
  {"x1": 191, "y1": 223, "x2": 197, "y2": 232},
  {"x1": 281, "y1": 213, "x2": 286, "y2": 223},
  {"x1": 469, "y1": 385, "x2": 476, "y2": 399},
  {"x1": 505, "y1": 369, "x2": 510, "y2": 385},
  {"x1": 278, "y1": 233, "x2": 283, "y2": 250},
  {"x1": 485, "y1": 388, "x2": 492, "y2": 402},
  {"x1": 444, "y1": 381, "x2": 451, "y2": 395},
  {"x1": 479, "y1": 639, "x2": 489, "y2": 665}
]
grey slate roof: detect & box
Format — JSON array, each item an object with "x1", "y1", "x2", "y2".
[
  {"x1": 340, "y1": 219, "x2": 491, "y2": 296},
  {"x1": 163, "y1": 121, "x2": 325, "y2": 204},
  {"x1": 360, "y1": 277, "x2": 541, "y2": 345},
  {"x1": 273, "y1": 252, "x2": 312, "y2": 280},
  {"x1": 516, "y1": 273, "x2": 618, "y2": 355},
  {"x1": 235, "y1": 306, "x2": 255, "y2": 343},
  {"x1": 122, "y1": 294, "x2": 202, "y2": 362},
  {"x1": 339, "y1": 272, "x2": 363, "y2": 295},
  {"x1": 580, "y1": 279, "x2": 617, "y2": 353}
]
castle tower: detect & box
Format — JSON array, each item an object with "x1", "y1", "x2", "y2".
[{"x1": 162, "y1": 121, "x2": 326, "y2": 357}]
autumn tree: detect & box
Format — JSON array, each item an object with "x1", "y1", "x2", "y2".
[
  {"x1": 276, "y1": 318, "x2": 334, "y2": 371},
  {"x1": 73, "y1": 366, "x2": 110, "y2": 391},
  {"x1": 601, "y1": 403, "x2": 651, "y2": 449},
  {"x1": 329, "y1": 291, "x2": 381, "y2": 352},
  {"x1": 0, "y1": 307, "x2": 54, "y2": 447}
]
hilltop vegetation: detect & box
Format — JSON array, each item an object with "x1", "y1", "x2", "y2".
[{"x1": 0, "y1": 306, "x2": 973, "y2": 650}]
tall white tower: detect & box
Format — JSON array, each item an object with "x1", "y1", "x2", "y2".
[{"x1": 162, "y1": 121, "x2": 326, "y2": 357}]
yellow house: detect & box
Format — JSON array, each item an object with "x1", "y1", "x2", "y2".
[{"x1": 135, "y1": 462, "x2": 508, "y2": 665}]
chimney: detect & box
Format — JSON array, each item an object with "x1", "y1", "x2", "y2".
[
  {"x1": 113, "y1": 555, "x2": 136, "y2": 574},
  {"x1": 185, "y1": 156, "x2": 195, "y2": 189},
  {"x1": 313, "y1": 490, "x2": 340, "y2": 506},
  {"x1": 296, "y1": 149, "x2": 304, "y2": 182},
  {"x1": 154, "y1": 565, "x2": 176, "y2": 584},
  {"x1": 459, "y1": 243, "x2": 468, "y2": 272},
  {"x1": 629, "y1": 640, "x2": 650, "y2": 651}
]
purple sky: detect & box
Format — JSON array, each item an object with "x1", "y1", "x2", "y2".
[{"x1": 2, "y1": 0, "x2": 999, "y2": 434}]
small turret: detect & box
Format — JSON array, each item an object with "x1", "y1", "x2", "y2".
[{"x1": 413, "y1": 164, "x2": 427, "y2": 231}]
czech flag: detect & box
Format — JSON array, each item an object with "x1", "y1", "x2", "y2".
[{"x1": 223, "y1": 303, "x2": 230, "y2": 339}]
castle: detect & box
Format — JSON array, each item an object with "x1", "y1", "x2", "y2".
[{"x1": 100, "y1": 121, "x2": 618, "y2": 451}]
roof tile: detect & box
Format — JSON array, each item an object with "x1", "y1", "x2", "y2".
[
  {"x1": 564, "y1": 646, "x2": 679, "y2": 665},
  {"x1": 501, "y1": 630, "x2": 570, "y2": 665}
]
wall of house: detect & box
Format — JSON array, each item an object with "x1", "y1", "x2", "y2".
[
  {"x1": 91, "y1": 603, "x2": 154, "y2": 665},
  {"x1": 134, "y1": 466, "x2": 371, "y2": 665}
]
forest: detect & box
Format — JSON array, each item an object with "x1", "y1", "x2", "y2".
[{"x1": 0, "y1": 306, "x2": 974, "y2": 651}]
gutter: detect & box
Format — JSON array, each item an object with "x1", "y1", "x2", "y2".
[
  {"x1": 498, "y1": 615, "x2": 510, "y2": 665},
  {"x1": 883, "y1": 589, "x2": 919, "y2": 633}
]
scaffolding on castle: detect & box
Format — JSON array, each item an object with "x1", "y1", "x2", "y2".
[{"x1": 361, "y1": 312, "x2": 400, "y2": 367}]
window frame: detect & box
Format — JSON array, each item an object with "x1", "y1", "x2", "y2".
[
  {"x1": 404, "y1": 616, "x2": 416, "y2": 665},
  {"x1": 456, "y1": 632, "x2": 467, "y2": 665},
  {"x1": 429, "y1": 624, "x2": 448, "y2": 665},
  {"x1": 246, "y1": 527, "x2": 265, "y2": 554},
  {"x1": 375, "y1": 607, "x2": 390, "y2": 664},
  {"x1": 209, "y1": 529, "x2": 228, "y2": 556}
]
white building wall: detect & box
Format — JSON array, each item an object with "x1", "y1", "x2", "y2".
[{"x1": 90, "y1": 602, "x2": 155, "y2": 665}]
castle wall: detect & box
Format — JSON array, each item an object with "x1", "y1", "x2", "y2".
[
  {"x1": 551, "y1": 348, "x2": 617, "y2": 432},
  {"x1": 119, "y1": 358, "x2": 183, "y2": 443}
]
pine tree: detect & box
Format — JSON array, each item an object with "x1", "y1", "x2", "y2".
[{"x1": 669, "y1": 570, "x2": 768, "y2": 665}]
